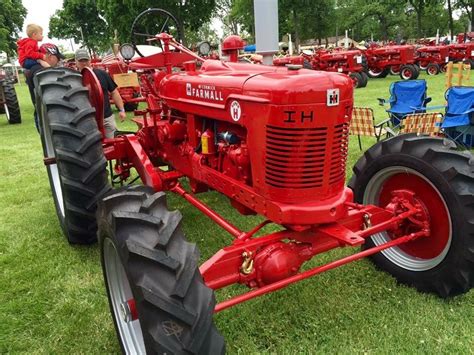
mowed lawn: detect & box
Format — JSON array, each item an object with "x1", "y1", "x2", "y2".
[{"x1": 0, "y1": 70, "x2": 473, "y2": 354}]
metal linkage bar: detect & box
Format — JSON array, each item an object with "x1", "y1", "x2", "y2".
[
  {"x1": 214, "y1": 230, "x2": 426, "y2": 313},
  {"x1": 171, "y1": 183, "x2": 244, "y2": 238}
]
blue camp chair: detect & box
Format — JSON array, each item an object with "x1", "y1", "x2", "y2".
[
  {"x1": 441, "y1": 86, "x2": 474, "y2": 147},
  {"x1": 378, "y1": 80, "x2": 432, "y2": 127}
]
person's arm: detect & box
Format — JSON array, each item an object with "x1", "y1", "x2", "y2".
[
  {"x1": 105, "y1": 72, "x2": 127, "y2": 121},
  {"x1": 110, "y1": 88, "x2": 127, "y2": 122}
]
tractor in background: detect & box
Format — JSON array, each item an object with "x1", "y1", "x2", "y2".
[
  {"x1": 273, "y1": 48, "x2": 368, "y2": 88},
  {"x1": 35, "y1": 8, "x2": 474, "y2": 354},
  {"x1": 0, "y1": 71, "x2": 21, "y2": 124},
  {"x1": 364, "y1": 44, "x2": 420, "y2": 80},
  {"x1": 416, "y1": 45, "x2": 450, "y2": 75}
]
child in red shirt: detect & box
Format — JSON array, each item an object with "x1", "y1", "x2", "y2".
[{"x1": 17, "y1": 24, "x2": 50, "y2": 69}]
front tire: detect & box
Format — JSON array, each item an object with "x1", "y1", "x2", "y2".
[
  {"x1": 35, "y1": 68, "x2": 110, "y2": 244},
  {"x1": 349, "y1": 135, "x2": 474, "y2": 298},
  {"x1": 399, "y1": 65, "x2": 416, "y2": 80},
  {"x1": 426, "y1": 63, "x2": 440, "y2": 75},
  {"x1": 98, "y1": 186, "x2": 225, "y2": 354}
]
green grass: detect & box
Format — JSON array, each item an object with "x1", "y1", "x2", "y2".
[{"x1": 1, "y1": 72, "x2": 473, "y2": 354}]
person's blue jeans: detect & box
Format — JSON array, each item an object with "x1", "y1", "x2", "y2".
[{"x1": 23, "y1": 59, "x2": 38, "y2": 70}]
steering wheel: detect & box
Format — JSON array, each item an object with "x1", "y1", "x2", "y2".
[{"x1": 130, "y1": 8, "x2": 183, "y2": 57}]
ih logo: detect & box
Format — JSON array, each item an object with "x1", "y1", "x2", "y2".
[
  {"x1": 327, "y1": 88, "x2": 340, "y2": 106},
  {"x1": 186, "y1": 83, "x2": 192, "y2": 96},
  {"x1": 230, "y1": 100, "x2": 241, "y2": 121}
]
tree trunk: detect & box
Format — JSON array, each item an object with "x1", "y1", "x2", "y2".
[
  {"x1": 292, "y1": 9, "x2": 300, "y2": 49},
  {"x1": 416, "y1": 11, "x2": 422, "y2": 38},
  {"x1": 447, "y1": 0, "x2": 454, "y2": 40}
]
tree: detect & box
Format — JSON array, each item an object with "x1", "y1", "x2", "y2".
[
  {"x1": 455, "y1": 0, "x2": 473, "y2": 31},
  {"x1": 96, "y1": 0, "x2": 217, "y2": 46},
  {"x1": 0, "y1": 0, "x2": 27, "y2": 58},
  {"x1": 49, "y1": 0, "x2": 111, "y2": 54},
  {"x1": 336, "y1": 0, "x2": 406, "y2": 41}
]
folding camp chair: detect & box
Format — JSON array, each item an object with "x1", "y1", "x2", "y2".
[
  {"x1": 350, "y1": 107, "x2": 393, "y2": 150},
  {"x1": 441, "y1": 86, "x2": 474, "y2": 147},
  {"x1": 400, "y1": 112, "x2": 443, "y2": 136},
  {"x1": 378, "y1": 80, "x2": 432, "y2": 127}
]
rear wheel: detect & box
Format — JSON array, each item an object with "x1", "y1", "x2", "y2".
[
  {"x1": 349, "y1": 135, "x2": 474, "y2": 297},
  {"x1": 35, "y1": 68, "x2": 110, "y2": 244},
  {"x1": 426, "y1": 63, "x2": 440, "y2": 75},
  {"x1": 1, "y1": 81, "x2": 21, "y2": 124},
  {"x1": 98, "y1": 186, "x2": 225, "y2": 354}
]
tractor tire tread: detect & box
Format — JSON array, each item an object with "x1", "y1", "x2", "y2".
[
  {"x1": 98, "y1": 186, "x2": 224, "y2": 354},
  {"x1": 349, "y1": 135, "x2": 474, "y2": 298}
]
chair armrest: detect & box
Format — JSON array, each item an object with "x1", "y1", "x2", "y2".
[
  {"x1": 374, "y1": 117, "x2": 391, "y2": 128},
  {"x1": 425, "y1": 105, "x2": 446, "y2": 111},
  {"x1": 377, "y1": 98, "x2": 386, "y2": 106},
  {"x1": 424, "y1": 97, "x2": 432, "y2": 104}
]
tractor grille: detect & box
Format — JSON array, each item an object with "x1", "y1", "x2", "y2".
[{"x1": 265, "y1": 124, "x2": 349, "y2": 189}]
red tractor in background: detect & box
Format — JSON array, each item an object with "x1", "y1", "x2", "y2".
[
  {"x1": 34, "y1": 8, "x2": 474, "y2": 354},
  {"x1": 273, "y1": 49, "x2": 368, "y2": 88},
  {"x1": 364, "y1": 44, "x2": 420, "y2": 80},
  {"x1": 416, "y1": 45, "x2": 450, "y2": 75},
  {"x1": 448, "y1": 42, "x2": 474, "y2": 67},
  {"x1": 92, "y1": 55, "x2": 145, "y2": 111}
]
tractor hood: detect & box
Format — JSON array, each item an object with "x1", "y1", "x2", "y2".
[{"x1": 159, "y1": 59, "x2": 353, "y2": 109}]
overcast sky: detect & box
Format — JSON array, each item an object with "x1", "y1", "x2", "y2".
[{"x1": 21, "y1": 0, "x2": 76, "y2": 51}]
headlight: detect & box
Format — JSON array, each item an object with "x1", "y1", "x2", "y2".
[
  {"x1": 120, "y1": 44, "x2": 136, "y2": 60},
  {"x1": 197, "y1": 41, "x2": 211, "y2": 56}
]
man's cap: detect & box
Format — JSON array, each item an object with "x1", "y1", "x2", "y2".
[
  {"x1": 39, "y1": 43, "x2": 65, "y2": 59},
  {"x1": 75, "y1": 48, "x2": 91, "y2": 61}
]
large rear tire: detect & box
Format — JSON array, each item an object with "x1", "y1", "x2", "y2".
[
  {"x1": 98, "y1": 186, "x2": 225, "y2": 354},
  {"x1": 349, "y1": 135, "x2": 474, "y2": 298},
  {"x1": 1, "y1": 81, "x2": 21, "y2": 124},
  {"x1": 35, "y1": 68, "x2": 110, "y2": 244}
]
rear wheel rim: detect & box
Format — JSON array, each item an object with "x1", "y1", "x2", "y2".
[
  {"x1": 104, "y1": 238, "x2": 146, "y2": 354},
  {"x1": 368, "y1": 68, "x2": 382, "y2": 76},
  {"x1": 43, "y1": 115, "x2": 65, "y2": 218},
  {"x1": 363, "y1": 166, "x2": 452, "y2": 271},
  {"x1": 4, "y1": 103, "x2": 10, "y2": 121}
]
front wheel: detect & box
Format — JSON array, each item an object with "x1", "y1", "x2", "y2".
[
  {"x1": 349, "y1": 135, "x2": 474, "y2": 298},
  {"x1": 349, "y1": 72, "x2": 363, "y2": 88},
  {"x1": 399, "y1": 65, "x2": 416, "y2": 80},
  {"x1": 426, "y1": 63, "x2": 440, "y2": 75},
  {"x1": 98, "y1": 186, "x2": 225, "y2": 354}
]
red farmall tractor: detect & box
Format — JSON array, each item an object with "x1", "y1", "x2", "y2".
[
  {"x1": 364, "y1": 44, "x2": 420, "y2": 80},
  {"x1": 34, "y1": 9, "x2": 474, "y2": 354},
  {"x1": 448, "y1": 42, "x2": 474, "y2": 67},
  {"x1": 273, "y1": 49, "x2": 368, "y2": 88},
  {"x1": 416, "y1": 45, "x2": 450, "y2": 75}
]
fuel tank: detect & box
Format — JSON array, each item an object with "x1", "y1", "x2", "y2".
[{"x1": 160, "y1": 60, "x2": 353, "y2": 205}]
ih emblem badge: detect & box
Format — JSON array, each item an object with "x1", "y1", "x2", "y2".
[
  {"x1": 327, "y1": 89, "x2": 340, "y2": 106},
  {"x1": 230, "y1": 101, "x2": 241, "y2": 121}
]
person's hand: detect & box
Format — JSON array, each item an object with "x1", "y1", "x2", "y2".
[{"x1": 119, "y1": 110, "x2": 126, "y2": 122}]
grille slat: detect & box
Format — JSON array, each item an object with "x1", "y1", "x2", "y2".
[{"x1": 265, "y1": 123, "x2": 349, "y2": 189}]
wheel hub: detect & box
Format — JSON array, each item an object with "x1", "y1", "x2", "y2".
[{"x1": 363, "y1": 166, "x2": 452, "y2": 271}]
